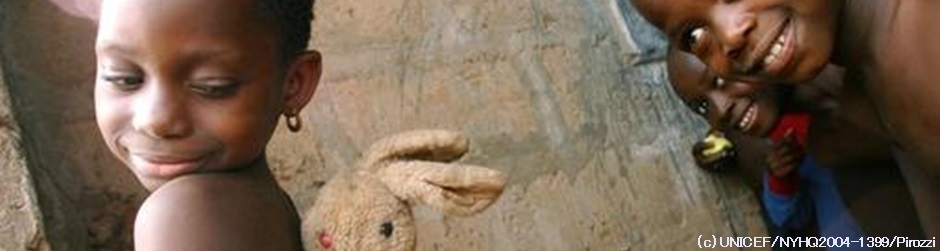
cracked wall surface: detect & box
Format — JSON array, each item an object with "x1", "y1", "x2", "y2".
[
  {"x1": 0, "y1": 1, "x2": 144, "y2": 250},
  {"x1": 0, "y1": 50, "x2": 51, "y2": 251},
  {"x1": 275, "y1": 0, "x2": 768, "y2": 249},
  {"x1": 0, "y1": 0, "x2": 767, "y2": 250}
]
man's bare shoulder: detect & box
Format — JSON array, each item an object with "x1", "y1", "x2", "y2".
[{"x1": 134, "y1": 173, "x2": 299, "y2": 251}]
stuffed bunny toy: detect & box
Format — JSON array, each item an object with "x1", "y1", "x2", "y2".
[{"x1": 302, "y1": 130, "x2": 506, "y2": 251}]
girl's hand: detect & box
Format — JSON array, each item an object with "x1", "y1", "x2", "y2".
[
  {"x1": 767, "y1": 130, "x2": 804, "y2": 179},
  {"x1": 692, "y1": 131, "x2": 736, "y2": 172}
]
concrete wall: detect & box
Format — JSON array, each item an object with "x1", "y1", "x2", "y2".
[
  {"x1": 0, "y1": 0, "x2": 768, "y2": 250},
  {"x1": 0, "y1": 1, "x2": 144, "y2": 250},
  {"x1": 276, "y1": 0, "x2": 768, "y2": 249},
  {"x1": 0, "y1": 48, "x2": 51, "y2": 251}
]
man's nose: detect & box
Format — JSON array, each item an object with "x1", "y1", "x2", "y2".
[
  {"x1": 712, "y1": 6, "x2": 756, "y2": 61},
  {"x1": 132, "y1": 81, "x2": 193, "y2": 139}
]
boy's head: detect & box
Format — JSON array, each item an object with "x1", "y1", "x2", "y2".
[
  {"x1": 667, "y1": 48, "x2": 786, "y2": 137},
  {"x1": 94, "y1": 0, "x2": 321, "y2": 190},
  {"x1": 634, "y1": 0, "x2": 842, "y2": 84}
]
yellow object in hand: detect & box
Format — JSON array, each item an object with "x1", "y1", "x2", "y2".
[{"x1": 702, "y1": 132, "x2": 733, "y2": 157}]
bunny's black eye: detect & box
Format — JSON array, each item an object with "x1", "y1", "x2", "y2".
[{"x1": 380, "y1": 221, "x2": 394, "y2": 238}]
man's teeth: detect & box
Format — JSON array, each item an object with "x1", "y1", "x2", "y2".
[
  {"x1": 763, "y1": 32, "x2": 786, "y2": 66},
  {"x1": 771, "y1": 43, "x2": 783, "y2": 56}
]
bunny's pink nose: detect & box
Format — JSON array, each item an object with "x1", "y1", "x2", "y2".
[{"x1": 318, "y1": 231, "x2": 334, "y2": 249}]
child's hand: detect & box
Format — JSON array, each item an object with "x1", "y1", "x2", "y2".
[
  {"x1": 767, "y1": 130, "x2": 804, "y2": 179},
  {"x1": 692, "y1": 131, "x2": 736, "y2": 172}
]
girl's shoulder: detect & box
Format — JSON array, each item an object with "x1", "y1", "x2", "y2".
[{"x1": 134, "y1": 173, "x2": 301, "y2": 251}]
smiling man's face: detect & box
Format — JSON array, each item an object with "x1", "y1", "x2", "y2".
[
  {"x1": 94, "y1": 0, "x2": 287, "y2": 190},
  {"x1": 634, "y1": 0, "x2": 842, "y2": 85}
]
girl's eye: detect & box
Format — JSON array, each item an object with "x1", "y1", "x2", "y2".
[
  {"x1": 695, "y1": 100, "x2": 709, "y2": 115},
  {"x1": 714, "y1": 77, "x2": 726, "y2": 88},
  {"x1": 101, "y1": 75, "x2": 144, "y2": 90},
  {"x1": 190, "y1": 79, "x2": 239, "y2": 98},
  {"x1": 682, "y1": 27, "x2": 707, "y2": 51}
]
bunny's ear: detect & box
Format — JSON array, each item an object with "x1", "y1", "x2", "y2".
[
  {"x1": 361, "y1": 130, "x2": 469, "y2": 170},
  {"x1": 378, "y1": 162, "x2": 505, "y2": 216}
]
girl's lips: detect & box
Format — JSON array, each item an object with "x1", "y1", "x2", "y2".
[
  {"x1": 129, "y1": 152, "x2": 206, "y2": 179},
  {"x1": 737, "y1": 104, "x2": 759, "y2": 133},
  {"x1": 724, "y1": 98, "x2": 755, "y2": 132}
]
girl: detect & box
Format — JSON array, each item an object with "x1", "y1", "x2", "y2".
[{"x1": 94, "y1": 0, "x2": 320, "y2": 249}]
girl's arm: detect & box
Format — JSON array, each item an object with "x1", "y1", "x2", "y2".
[{"x1": 135, "y1": 175, "x2": 298, "y2": 251}]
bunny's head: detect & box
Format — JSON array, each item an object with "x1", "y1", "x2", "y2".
[{"x1": 302, "y1": 130, "x2": 505, "y2": 251}]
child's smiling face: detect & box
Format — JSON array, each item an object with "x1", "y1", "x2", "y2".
[
  {"x1": 634, "y1": 0, "x2": 841, "y2": 84},
  {"x1": 668, "y1": 49, "x2": 785, "y2": 137},
  {"x1": 94, "y1": 0, "x2": 305, "y2": 189}
]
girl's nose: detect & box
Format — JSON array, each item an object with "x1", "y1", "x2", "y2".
[
  {"x1": 132, "y1": 81, "x2": 193, "y2": 139},
  {"x1": 705, "y1": 90, "x2": 734, "y2": 129}
]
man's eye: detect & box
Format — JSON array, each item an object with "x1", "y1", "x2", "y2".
[
  {"x1": 190, "y1": 79, "x2": 239, "y2": 98},
  {"x1": 682, "y1": 27, "x2": 707, "y2": 51},
  {"x1": 101, "y1": 75, "x2": 144, "y2": 90},
  {"x1": 696, "y1": 100, "x2": 709, "y2": 115}
]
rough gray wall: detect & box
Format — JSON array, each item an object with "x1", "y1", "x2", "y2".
[
  {"x1": 0, "y1": 1, "x2": 144, "y2": 250},
  {"x1": 271, "y1": 0, "x2": 769, "y2": 250},
  {"x1": 0, "y1": 0, "x2": 768, "y2": 250},
  {"x1": 0, "y1": 49, "x2": 51, "y2": 251}
]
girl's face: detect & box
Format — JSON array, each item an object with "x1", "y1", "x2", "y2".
[
  {"x1": 94, "y1": 0, "x2": 298, "y2": 190},
  {"x1": 668, "y1": 49, "x2": 784, "y2": 138},
  {"x1": 634, "y1": 0, "x2": 841, "y2": 85}
]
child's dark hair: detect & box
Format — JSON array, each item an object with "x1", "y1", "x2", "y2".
[{"x1": 257, "y1": 0, "x2": 315, "y2": 64}]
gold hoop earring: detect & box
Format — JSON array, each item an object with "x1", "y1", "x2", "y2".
[{"x1": 286, "y1": 113, "x2": 302, "y2": 132}]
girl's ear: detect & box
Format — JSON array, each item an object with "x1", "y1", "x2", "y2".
[{"x1": 283, "y1": 50, "x2": 322, "y2": 114}]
